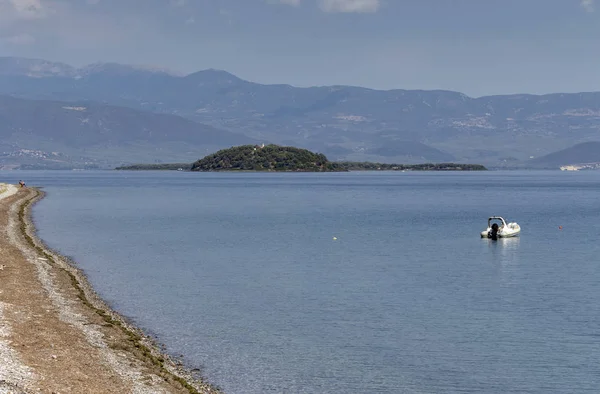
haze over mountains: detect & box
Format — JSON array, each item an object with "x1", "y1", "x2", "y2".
[
  {"x1": 0, "y1": 56, "x2": 598, "y2": 169},
  {"x1": 0, "y1": 95, "x2": 256, "y2": 169}
]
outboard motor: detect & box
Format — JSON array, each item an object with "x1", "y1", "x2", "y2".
[{"x1": 488, "y1": 223, "x2": 499, "y2": 240}]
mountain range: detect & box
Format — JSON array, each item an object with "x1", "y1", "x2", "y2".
[
  {"x1": 529, "y1": 142, "x2": 600, "y2": 169},
  {"x1": 0, "y1": 94, "x2": 255, "y2": 169},
  {"x1": 0, "y1": 56, "x2": 599, "y2": 169}
]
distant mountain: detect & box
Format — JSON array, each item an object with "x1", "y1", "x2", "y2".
[
  {"x1": 369, "y1": 140, "x2": 455, "y2": 161},
  {"x1": 78, "y1": 62, "x2": 181, "y2": 78},
  {"x1": 529, "y1": 142, "x2": 600, "y2": 168},
  {"x1": 2, "y1": 56, "x2": 600, "y2": 166},
  {"x1": 0, "y1": 95, "x2": 256, "y2": 169},
  {"x1": 0, "y1": 57, "x2": 179, "y2": 78},
  {"x1": 0, "y1": 57, "x2": 76, "y2": 77}
]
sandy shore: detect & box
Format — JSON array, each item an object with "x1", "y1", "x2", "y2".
[{"x1": 0, "y1": 185, "x2": 222, "y2": 394}]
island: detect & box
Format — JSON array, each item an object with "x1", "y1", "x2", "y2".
[
  {"x1": 114, "y1": 163, "x2": 190, "y2": 171},
  {"x1": 191, "y1": 144, "x2": 345, "y2": 172},
  {"x1": 332, "y1": 161, "x2": 487, "y2": 171},
  {"x1": 115, "y1": 144, "x2": 487, "y2": 172}
]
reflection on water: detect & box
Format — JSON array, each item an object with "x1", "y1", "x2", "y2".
[
  {"x1": 487, "y1": 237, "x2": 521, "y2": 284},
  {"x1": 487, "y1": 237, "x2": 520, "y2": 260}
]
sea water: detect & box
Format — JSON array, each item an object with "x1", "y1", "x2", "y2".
[{"x1": 7, "y1": 170, "x2": 600, "y2": 393}]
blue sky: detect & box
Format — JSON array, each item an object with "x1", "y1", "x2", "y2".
[{"x1": 0, "y1": 0, "x2": 598, "y2": 96}]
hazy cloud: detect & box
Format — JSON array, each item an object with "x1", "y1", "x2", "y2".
[
  {"x1": 264, "y1": 0, "x2": 301, "y2": 7},
  {"x1": 581, "y1": 0, "x2": 594, "y2": 12},
  {"x1": 318, "y1": 0, "x2": 380, "y2": 13},
  {"x1": 0, "y1": 33, "x2": 35, "y2": 45},
  {"x1": 0, "y1": 0, "x2": 50, "y2": 20},
  {"x1": 275, "y1": 0, "x2": 301, "y2": 5},
  {"x1": 267, "y1": 0, "x2": 380, "y2": 12}
]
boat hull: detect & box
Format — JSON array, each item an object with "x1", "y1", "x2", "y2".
[{"x1": 480, "y1": 227, "x2": 521, "y2": 238}]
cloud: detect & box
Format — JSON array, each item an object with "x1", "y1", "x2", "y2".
[
  {"x1": 0, "y1": 0, "x2": 56, "y2": 29},
  {"x1": 277, "y1": 0, "x2": 301, "y2": 5},
  {"x1": 318, "y1": 0, "x2": 380, "y2": 13},
  {"x1": 267, "y1": 0, "x2": 380, "y2": 13},
  {"x1": 1, "y1": 0, "x2": 49, "y2": 19},
  {"x1": 265, "y1": 0, "x2": 301, "y2": 6},
  {"x1": 0, "y1": 33, "x2": 35, "y2": 45},
  {"x1": 0, "y1": 1, "x2": 139, "y2": 52},
  {"x1": 581, "y1": 0, "x2": 594, "y2": 12}
]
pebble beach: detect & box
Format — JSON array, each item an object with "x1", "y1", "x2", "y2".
[{"x1": 0, "y1": 184, "x2": 221, "y2": 394}]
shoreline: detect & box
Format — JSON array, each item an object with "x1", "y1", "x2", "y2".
[{"x1": 0, "y1": 186, "x2": 222, "y2": 394}]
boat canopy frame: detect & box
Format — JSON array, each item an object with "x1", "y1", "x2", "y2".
[{"x1": 488, "y1": 216, "x2": 508, "y2": 227}]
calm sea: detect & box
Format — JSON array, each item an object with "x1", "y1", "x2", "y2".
[{"x1": 6, "y1": 170, "x2": 600, "y2": 393}]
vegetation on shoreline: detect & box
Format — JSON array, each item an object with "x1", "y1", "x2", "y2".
[
  {"x1": 115, "y1": 163, "x2": 189, "y2": 171},
  {"x1": 334, "y1": 161, "x2": 487, "y2": 171},
  {"x1": 115, "y1": 145, "x2": 488, "y2": 172}
]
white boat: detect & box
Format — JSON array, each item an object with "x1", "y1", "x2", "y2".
[{"x1": 481, "y1": 216, "x2": 521, "y2": 239}]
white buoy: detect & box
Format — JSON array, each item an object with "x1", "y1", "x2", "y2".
[{"x1": 333, "y1": 236, "x2": 337, "y2": 240}]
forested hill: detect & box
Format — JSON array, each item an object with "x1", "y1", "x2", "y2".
[
  {"x1": 190, "y1": 145, "x2": 344, "y2": 172},
  {"x1": 116, "y1": 145, "x2": 488, "y2": 171}
]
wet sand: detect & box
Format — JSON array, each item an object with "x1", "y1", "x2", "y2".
[{"x1": 0, "y1": 185, "x2": 222, "y2": 394}]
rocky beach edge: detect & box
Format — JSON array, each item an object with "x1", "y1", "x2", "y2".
[{"x1": 0, "y1": 184, "x2": 222, "y2": 394}]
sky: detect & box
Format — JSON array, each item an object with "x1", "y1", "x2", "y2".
[{"x1": 0, "y1": 0, "x2": 599, "y2": 97}]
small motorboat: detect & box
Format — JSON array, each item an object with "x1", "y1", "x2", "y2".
[{"x1": 481, "y1": 216, "x2": 521, "y2": 239}]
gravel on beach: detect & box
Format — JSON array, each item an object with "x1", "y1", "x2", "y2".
[{"x1": 0, "y1": 184, "x2": 221, "y2": 394}]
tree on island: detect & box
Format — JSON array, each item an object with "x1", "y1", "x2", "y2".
[{"x1": 190, "y1": 144, "x2": 344, "y2": 172}]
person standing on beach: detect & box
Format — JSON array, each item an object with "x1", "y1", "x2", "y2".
[{"x1": 18, "y1": 180, "x2": 25, "y2": 188}]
